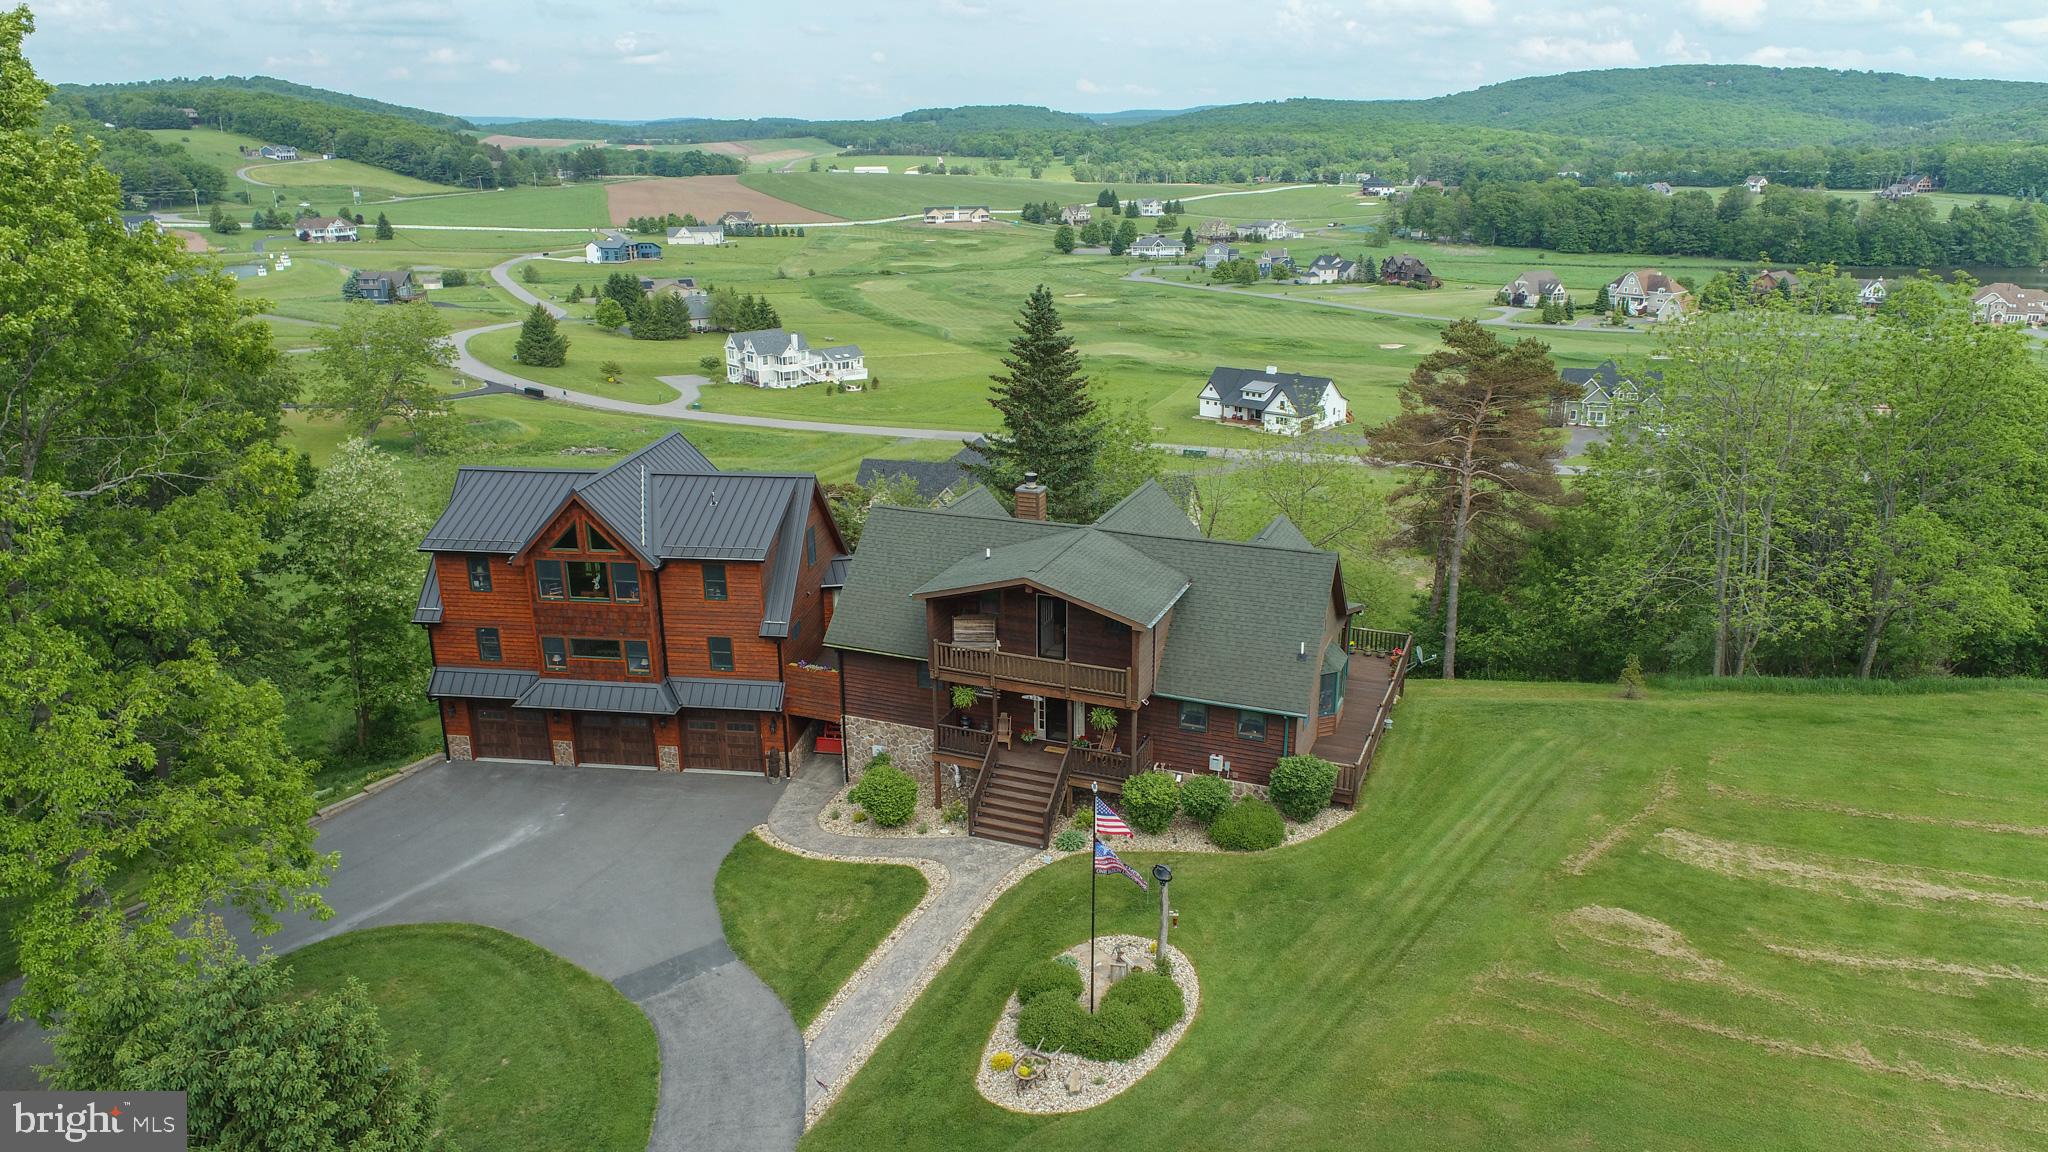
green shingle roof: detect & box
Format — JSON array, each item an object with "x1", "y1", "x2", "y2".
[
  {"x1": 827, "y1": 501, "x2": 1346, "y2": 718},
  {"x1": 933, "y1": 485, "x2": 1009, "y2": 518},
  {"x1": 1093, "y1": 480, "x2": 1201, "y2": 539},
  {"x1": 913, "y1": 528, "x2": 1190, "y2": 627},
  {"x1": 1251, "y1": 514, "x2": 1317, "y2": 551}
]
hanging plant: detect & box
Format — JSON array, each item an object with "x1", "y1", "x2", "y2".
[{"x1": 1089, "y1": 706, "x2": 1119, "y2": 736}]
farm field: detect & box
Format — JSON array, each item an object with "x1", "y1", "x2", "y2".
[
  {"x1": 823, "y1": 154, "x2": 1080, "y2": 182},
  {"x1": 803, "y1": 679, "x2": 2048, "y2": 1152},
  {"x1": 738, "y1": 171, "x2": 1224, "y2": 221},
  {"x1": 470, "y1": 225, "x2": 1663, "y2": 440},
  {"x1": 376, "y1": 182, "x2": 612, "y2": 228},
  {"x1": 605, "y1": 174, "x2": 842, "y2": 225},
  {"x1": 147, "y1": 128, "x2": 453, "y2": 202}
]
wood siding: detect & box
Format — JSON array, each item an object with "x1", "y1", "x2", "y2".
[
  {"x1": 841, "y1": 649, "x2": 930, "y2": 727},
  {"x1": 430, "y1": 553, "x2": 540, "y2": 668},
  {"x1": 524, "y1": 501, "x2": 662, "y2": 681},
  {"x1": 1136, "y1": 699, "x2": 1288, "y2": 786},
  {"x1": 655, "y1": 558, "x2": 781, "y2": 679}
]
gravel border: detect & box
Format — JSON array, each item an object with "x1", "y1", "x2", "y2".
[
  {"x1": 748, "y1": 825, "x2": 949, "y2": 1043},
  {"x1": 973, "y1": 936, "x2": 1200, "y2": 1113}
]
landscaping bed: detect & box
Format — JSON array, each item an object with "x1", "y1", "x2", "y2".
[{"x1": 975, "y1": 935, "x2": 1199, "y2": 1114}]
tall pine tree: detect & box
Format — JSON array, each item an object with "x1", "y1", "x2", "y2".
[
  {"x1": 966, "y1": 285, "x2": 1099, "y2": 521},
  {"x1": 514, "y1": 303, "x2": 568, "y2": 366}
]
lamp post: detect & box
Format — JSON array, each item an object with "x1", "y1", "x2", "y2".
[{"x1": 1151, "y1": 863, "x2": 1173, "y2": 965}]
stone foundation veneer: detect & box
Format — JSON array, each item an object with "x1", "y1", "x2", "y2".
[
  {"x1": 658, "y1": 744, "x2": 681, "y2": 772},
  {"x1": 552, "y1": 739, "x2": 576, "y2": 767},
  {"x1": 843, "y1": 715, "x2": 932, "y2": 780},
  {"x1": 446, "y1": 735, "x2": 473, "y2": 762}
]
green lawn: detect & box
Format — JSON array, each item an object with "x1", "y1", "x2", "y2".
[
  {"x1": 286, "y1": 924, "x2": 657, "y2": 1152},
  {"x1": 378, "y1": 183, "x2": 612, "y2": 228},
  {"x1": 802, "y1": 680, "x2": 2048, "y2": 1152},
  {"x1": 465, "y1": 323, "x2": 686, "y2": 405},
  {"x1": 739, "y1": 171, "x2": 1225, "y2": 220},
  {"x1": 716, "y1": 832, "x2": 929, "y2": 1028}
]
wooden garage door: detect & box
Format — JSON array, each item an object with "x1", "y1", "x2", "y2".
[
  {"x1": 574, "y1": 713, "x2": 658, "y2": 768},
  {"x1": 473, "y1": 705, "x2": 550, "y2": 761},
  {"x1": 683, "y1": 711, "x2": 762, "y2": 772}
]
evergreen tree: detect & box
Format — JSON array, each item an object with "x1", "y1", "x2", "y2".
[
  {"x1": 1182, "y1": 226, "x2": 1195, "y2": 249},
  {"x1": 340, "y1": 271, "x2": 360, "y2": 301},
  {"x1": 567, "y1": 284, "x2": 585, "y2": 303},
  {"x1": 632, "y1": 292, "x2": 691, "y2": 340},
  {"x1": 1096, "y1": 187, "x2": 1117, "y2": 208},
  {"x1": 1110, "y1": 218, "x2": 1138, "y2": 255},
  {"x1": 1052, "y1": 224, "x2": 1075, "y2": 253},
  {"x1": 514, "y1": 303, "x2": 568, "y2": 366},
  {"x1": 965, "y1": 285, "x2": 1099, "y2": 521},
  {"x1": 601, "y1": 271, "x2": 643, "y2": 316},
  {"x1": 1593, "y1": 283, "x2": 1612, "y2": 312},
  {"x1": 374, "y1": 212, "x2": 393, "y2": 240}
]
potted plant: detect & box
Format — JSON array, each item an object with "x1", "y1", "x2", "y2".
[
  {"x1": 950, "y1": 684, "x2": 978, "y2": 712},
  {"x1": 1089, "y1": 706, "x2": 1119, "y2": 743}
]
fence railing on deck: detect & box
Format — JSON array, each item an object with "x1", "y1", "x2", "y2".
[
  {"x1": 1040, "y1": 745, "x2": 1076, "y2": 848},
  {"x1": 965, "y1": 738, "x2": 997, "y2": 840},
  {"x1": 1346, "y1": 625, "x2": 1411, "y2": 656},
  {"x1": 935, "y1": 725, "x2": 992, "y2": 762},
  {"x1": 1334, "y1": 649, "x2": 1410, "y2": 805},
  {"x1": 930, "y1": 641, "x2": 1132, "y2": 704}
]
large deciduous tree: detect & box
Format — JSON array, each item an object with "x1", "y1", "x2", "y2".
[
  {"x1": 1371, "y1": 320, "x2": 1570, "y2": 678},
  {"x1": 288, "y1": 438, "x2": 430, "y2": 751},
  {"x1": 0, "y1": 8, "x2": 331, "y2": 1021},
  {"x1": 48, "y1": 923, "x2": 448, "y2": 1151},
  {"x1": 967, "y1": 285, "x2": 1101, "y2": 520},
  {"x1": 308, "y1": 301, "x2": 455, "y2": 447}
]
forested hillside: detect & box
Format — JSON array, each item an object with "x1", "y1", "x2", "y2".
[
  {"x1": 58, "y1": 76, "x2": 478, "y2": 131},
  {"x1": 492, "y1": 104, "x2": 1100, "y2": 155}
]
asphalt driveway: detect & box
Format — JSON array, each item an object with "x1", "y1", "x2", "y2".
[{"x1": 0, "y1": 760, "x2": 802, "y2": 1152}]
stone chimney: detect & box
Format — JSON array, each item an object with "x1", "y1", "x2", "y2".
[{"x1": 1014, "y1": 472, "x2": 1049, "y2": 521}]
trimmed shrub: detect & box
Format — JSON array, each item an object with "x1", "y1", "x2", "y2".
[
  {"x1": 1209, "y1": 799, "x2": 1285, "y2": 851},
  {"x1": 1269, "y1": 755, "x2": 1339, "y2": 821},
  {"x1": 849, "y1": 759, "x2": 918, "y2": 827},
  {"x1": 988, "y1": 1051, "x2": 1014, "y2": 1072},
  {"x1": 1017, "y1": 959, "x2": 1085, "y2": 1005},
  {"x1": 1052, "y1": 827, "x2": 1087, "y2": 853},
  {"x1": 1178, "y1": 775, "x2": 1233, "y2": 826},
  {"x1": 1119, "y1": 771, "x2": 1180, "y2": 834},
  {"x1": 1016, "y1": 994, "x2": 1152, "y2": 1061},
  {"x1": 1102, "y1": 969, "x2": 1184, "y2": 1033}
]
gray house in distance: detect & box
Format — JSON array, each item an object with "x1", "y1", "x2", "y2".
[
  {"x1": 855, "y1": 441, "x2": 989, "y2": 501},
  {"x1": 351, "y1": 269, "x2": 423, "y2": 304}
]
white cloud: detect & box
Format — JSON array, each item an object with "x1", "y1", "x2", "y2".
[
  {"x1": 261, "y1": 48, "x2": 330, "y2": 70},
  {"x1": 384, "y1": 65, "x2": 411, "y2": 80},
  {"x1": 1745, "y1": 43, "x2": 1913, "y2": 67},
  {"x1": 1075, "y1": 77, "x2": 1159, "y2": 98},
  {"x1": 1698, "y1": 0, "x2": 1766, "y2": 29},
  {"x1": 939, "y1": 0, "x2": 990, "y2": 15},
  {"x1": 487, "y1": 57, "x2": 521, "y2": 74},
  {"x1": 1903, "y1": 8, "x2": 1960, "y2": 36},
  {"x1": 2002, "y1": 16, "x2": 2048, "y2": 41},
  {"x1": 1516, "y1": 36, "x2": 1639, "y2": 66},
  {"x1": 1958, "y1": 39, "x2": 2010, "y2": 61},
  {"x1": 1662, "y1": 31, "x2": 1711, "y2": 62},
  {"x1": 870, "y1": 50, "x2": 887, "y2": 63},
  {"x1": 613, "y1": 31, "x2": 670, "y2": 65},
  {"x1": 1076, "y1": 78, "x2": 1104, "y2": 94},
  {"x1": 423, "y1": 46, "x2": 464, "y2": 64}
]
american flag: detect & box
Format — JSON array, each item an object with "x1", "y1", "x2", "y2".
[
  {"x1": 1094, "y1": 838, "x2": 1148, "y2": 890},
  {"x1": 1093, "y1": 796, "x2": 1133, "y2": 838}
]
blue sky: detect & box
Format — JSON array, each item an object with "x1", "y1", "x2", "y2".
[{"x1": 23, "y1": 0, "x2": 2046, "y2": 121}]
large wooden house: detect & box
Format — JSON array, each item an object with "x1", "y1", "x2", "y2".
[
  {"x1": 824, "y1": 477, "x2": 1405, "y2": 847},
  {"x1": 414, "y1": 434, "x2": 849, "y2": 774},
  {"x1": 1379, "y1": 253, "x2": 1440, "y2": 288}
]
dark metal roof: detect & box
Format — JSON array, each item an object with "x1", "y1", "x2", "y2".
[
  {"x1": 667, "y1": 677, "x2": 785, "y2": 712},
  {"x1": 420, "y1": 468, "x2": 585, "y2": 553},
  {"x1": 757, "y1": 481, "x2": 812, "y2": 638},
  {"x1": 515, "y1": 678, "x2": 679, "y2": 715},
  {"x1": 1201, "y1": 366, "x2": 1334, "y2": 416},
  {"x1": 413, "y1": 565, "x2": 443, "y2": 623},
  {"x1": 427, "y1": 666, "x2": 539, "y2": 700},
  {"x1": 649, "y1": 473, "x2": 802, "y2": 560},
  {"x1": 823, "y1": 555, "x2": 852, "y2": 589}
]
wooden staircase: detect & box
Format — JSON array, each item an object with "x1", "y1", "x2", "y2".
[{"x1": 969, "y1": 749, "x2": 1069, "y2": 848}]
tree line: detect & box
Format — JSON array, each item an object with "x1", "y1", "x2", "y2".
[{"x1": 1395, "y1": 181, "x2": 2048, "y2": 268}]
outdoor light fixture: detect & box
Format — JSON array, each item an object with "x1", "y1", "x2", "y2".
[{"x1": 1152, "y1": 864, "x2": 1173, "y2": 963}]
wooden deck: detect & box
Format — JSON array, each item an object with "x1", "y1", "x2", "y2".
[{"x1": 1317, "y1": 654, "x2": 1396, "y2": 765}]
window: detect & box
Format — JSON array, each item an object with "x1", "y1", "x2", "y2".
[
  {"x1": 536, "y1": 559, "x2": 566, "y2": 600},
  {"x1": 726, "y1": 718, "x2": 757, "y2": 733},
  {"x1": 569, "y1": 637, "x2": 623, "y2": 660},
  {"x1": 550, "y1": 525, "x2": 579, "y2": 551},
  {"x1": 1237, "y1": 711, "x2": 1268, "y2": 742},
  {"x1": 702, "y1": 562, "x2": 728, "y2": 601},
  {"x1": 476, "y1": 628, "x2": 502, "y2": 662},
  {"x1": 804, "y1": 525, "x2": 817, "y2": 567},
  {"x1": 625, "y1": 640, "x2": 651, "y2": 675},
  {"x1": 707, "y1": 637, "x2": 735, "y2": 672},
  {"x1": 568, "y1": 561, "x2": 610, "y2": 601},
  {"x1": 1178, "y1": 701, "x2": 1207, "y2": 731},
  {"x1": 611, "y1": 563, "x2": 641, "y2": 603},
  {"x1": 915, "y1": 662, "x2": 933, "y2": 689},
  {"x1": 466, "y1": 556, "x2": 492, "y2": 593},
  {"x1": 1037, "y1": 596, "x2": 1067, "y2": 660},
  {"x1": 977, "y1": 590, "x2": 1000, "y2": 615},
  {"x1": 542, "y1": 637, "x2": 567, "y2": 670},
  {"x1": 1319, "y1": 669, "x2": 1343, "y2": 717},
  {"x1": 586, "y1": 525, "x2": 618, "y2": 552}
]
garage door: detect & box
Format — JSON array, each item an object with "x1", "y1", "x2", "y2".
[
  {"x1": 473, "y1": 705, "x2": 550, "y2": 762},
  {"x1": 574, "y1": 713, "x2": 658, "y2": 768},
  {"x1": 684, "y1": 712, "x2": 762, "y2": 772}
]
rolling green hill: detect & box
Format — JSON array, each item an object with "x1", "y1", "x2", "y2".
[{"x1": 56, "y1": 76, "x2": 476, "y2": 131}]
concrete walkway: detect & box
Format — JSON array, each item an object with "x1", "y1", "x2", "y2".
[{"x1": 764, "y1": 754, "x2": 1033, "y2": 1120}]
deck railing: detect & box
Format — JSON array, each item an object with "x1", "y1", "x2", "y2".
[
  {"x1": 1334, "y1": 652, "x2": 1410, "y2": 805},
  {"x1": 1040, "y1": 746, "x2": 1076, "y2": 848},
  {"x1": 930, "y1": 641, "x2": 1131, "y2": 704},
  {"x1": 1071, "y1": 745, "x2": 1132, "y2": 783},
  {"x1": 965, "y1": 738, "x2": 997, "y2": 840},
  {"x1": 935, "y1": 725, "x2": 993, "y2": 762},
  {"x1": 1346, "y1": 625, "x2": 1412, "y2": 656}
]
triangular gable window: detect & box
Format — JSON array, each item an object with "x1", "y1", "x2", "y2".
[
  {"x1": 586, "y1": 525, "x2": 619, "y2": 552},
  {"x1": 550, "y1": 525, "x2": 580, "y2": 551}
]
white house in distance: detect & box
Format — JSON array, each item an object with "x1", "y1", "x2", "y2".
[
  {"x1": 294, "y1": 215, "x2": 358, "y2": 243},
  {"x1": 1604, "y1": 269, "x2": 1689, "y2": 320},
  {"x1": 1856, "y1": 278, "x2": 1888, "y2": 308},
  {"x1": 724, "y1": 329, "x2": 868, "y2": 388},
  {"x1": 1973, "y1": 283, "x2": 2048, "y2": 326},
  {"x1": 923, "y1": 205, "x2": 992, "y2": 224},
  {"x1": 1137, "y1": 198, "x2": 1165, "y2": 216},
  {"x1": 1302, "y1": 254, "x2": 1364, "y2": 283},
  {"x1": 1745, "y1": 174, "x2": 1770, "y2": 193},
  {"x1": 1059, "y1": 204, "x2": 1092, "y2": 226},
  {"x1": 1239, "y1": 220, "x2": 1302, "y2": 241},
  {"x1": 665, "y1": 224, "x2": 725, "y2": 245},
  {"x1": 1129, "y1": 234, "x2": 1185, "y2": 258},
  {"x1": 1197, "y1": 365, "x2": 1350, "y2": 435}
]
